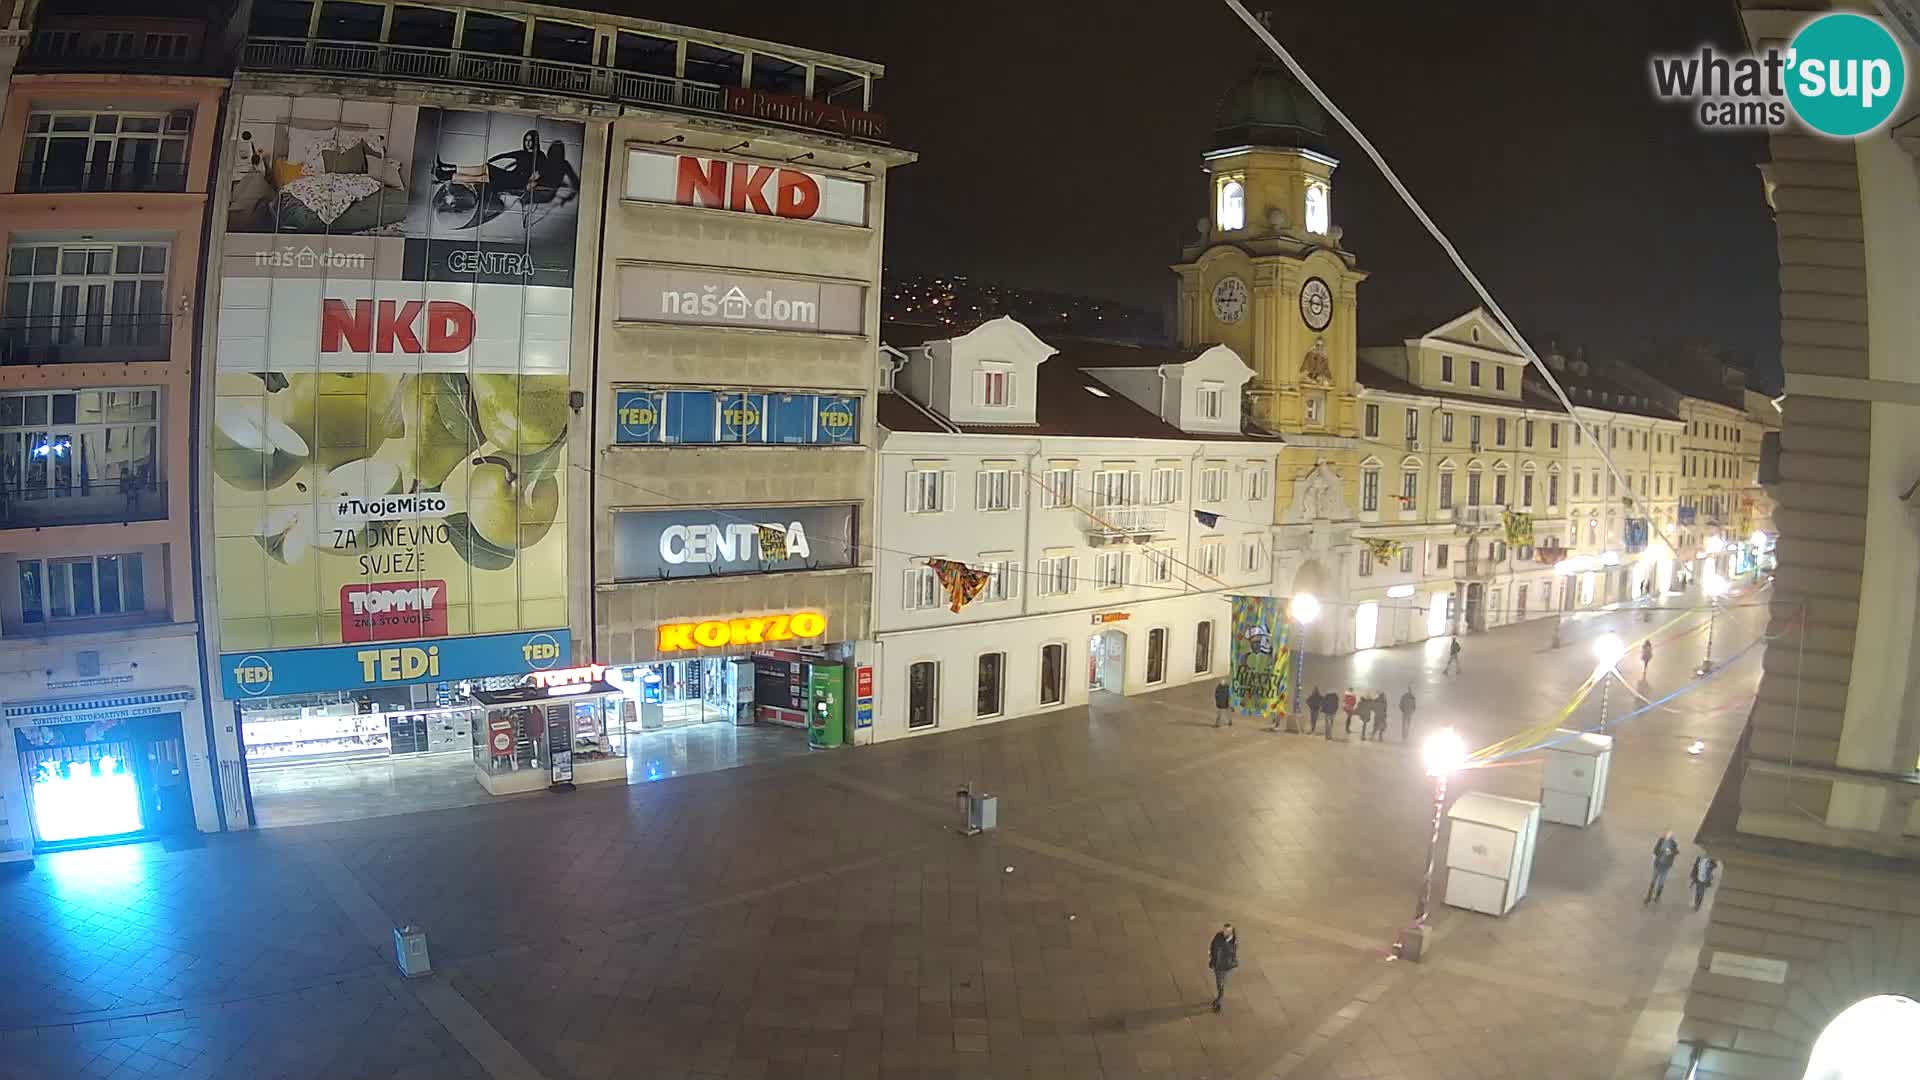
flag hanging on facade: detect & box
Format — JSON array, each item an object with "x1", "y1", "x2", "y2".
[
  {"x1": 1229, "y1": 595, "x2": 1290, "y2": 718},
  {"x1": 1502, "y1": 510, "x2": 1535, "y2": 549},
  {"x1": 757, "y1": 524, "x2": 789, "y2": 561},
  {"x1": 1194, "y1": 510, "x2": 1220, "y2": 528},
  {"x1": 1360, "y1": 537, "x2": 1405, "y2": 566},
  {"x1": 928, "y1": 558, "x2": 992, "y2": 613}
]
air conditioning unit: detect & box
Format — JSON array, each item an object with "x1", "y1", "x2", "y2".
[{"x1": 1407, "y1": 437, "x2": 1420, "y2": 450}]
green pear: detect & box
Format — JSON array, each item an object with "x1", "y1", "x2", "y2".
[
  {"x1": 410, "y1": 373, "x2": 482, "y2": 490},
  {"x1": 211, "y1": 400, "x2": 309, "y2": 491},
  {"x1": 471, "y1": 375, "x2": 568, "y2": 456},
  {"x1": 271, "y1": 373, "x2": 404, "y2": 471}
]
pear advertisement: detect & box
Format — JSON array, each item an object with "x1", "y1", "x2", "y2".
[{"x1": 212, "y1": 96, "x2": 582, "y2": 655}]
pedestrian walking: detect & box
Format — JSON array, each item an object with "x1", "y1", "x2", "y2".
[
  {"x1": 1373, "y1": 692, "x2": 1391, "y2": 740},
  {"x1": 1360, "y1": 692, "x2": 1381, "y2": 740},
  {"x1": 1213, "y1": 681, "x2": 1231, "y2": 728},
  {"x1": 1317, "y1": 689, "x2": 1334, "y2": 740},
  {"x1": 1641, "y1": 639, "x2": 1654, "y2": 670},
  {"x1": 1341, "y1": 688, "x2": 1358, "y2": 735},
  {"x1": 1645, "y1": 830, "x2": 1680, "y2": 904},
  {"x1": 1398, "y1": 686, "x2": 1416, "y2": 743},
  {"x1": 1444, "y1": 636, "x2": 1462, "y2": 675},
  {"x1": 1207, "y1": 922, "x2": 1238, "y2": 1012},
  {"x1": 1304, "y1": 685, "x2": 1324, "y2": 734},
  {"x1": 1688, "y1": 854, "x2": 1717, "y2": 912}
]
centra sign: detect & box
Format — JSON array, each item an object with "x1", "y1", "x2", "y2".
[{"x1": 657, "y1": 611, "x2": 827, "y2": 653}]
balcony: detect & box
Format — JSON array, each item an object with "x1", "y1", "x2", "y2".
[
  {"x1": 239, "y1": 37, "x2": 889, "y2": 143},
  {"x1": 1453, "y1": 558, "x2": 1500, "y2": 582},
  {"x1": 15, "y1": 159, "x2": 189, "y2": 195},
  {"x1": 1451, "y1": 504, "x2": 1505, "y2": 530},
  {"x1": 0, "y1": 315, "x2": 173, "y2": 366},
  {"x1": 0, "y1": 480, "x2": 167, "y2": 530},
  {"x1": 1085, "y1": 506, "x2": 1167, "y2": 545}
]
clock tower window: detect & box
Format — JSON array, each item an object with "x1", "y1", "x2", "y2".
[
  {"x1": 1217, "y1": 179, "x2": 1246, "y2": 231},
  {"x1": 1304, "y1": 182, "x2": 1329, "y2": 235}
]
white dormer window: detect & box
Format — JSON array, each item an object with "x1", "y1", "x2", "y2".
[
  {"x1": 1218, "y1": 179, "x2": 1245, "y2": 231},
  {"x1": 1197, "y1": 381, "x2": 1224, "y2": 420},
  {"x1": 1303, "y1": 391, "x2": 1326, "y2": 427},
  {"x1": 978, "y1": 366, "x2": 1011, "y2": 407},
  {"x1": 1304, "y1": 182, "x2": 1329, "y2": 235}
]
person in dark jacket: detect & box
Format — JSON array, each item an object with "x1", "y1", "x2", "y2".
[
  {"x1": 1398, "y1": 687, "x2": 1416, "y2": 742},
  {"x1": 1444, "y1": 636, "x2": 1463, "y2": 675},
  {"x1": 1214, "y1": 681, "x2": 1231, "y2": 728},
  {"x1": 1370, "y1": 692, "x2": 1390, "y2": 740},
  {"x1": 1208, "y1": 923, "x2": 1239, "y2": 1011},
  {"x1": 1646, "y1": 830, "x2": 1680, "y2": 904},
  {"x1": 1303, "y1": 686, "x2": 1324, "y2": 735},
  {"x1": 1688, "y1": 854, "x2": 1717, "y2": 911},
  {"x1": 1317, "y1": 689, "x2": 1335, "y2": 739}
]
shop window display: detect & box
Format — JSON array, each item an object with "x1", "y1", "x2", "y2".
[{"x1": 471, "y1": 681, "x2": 625, "y2": 795}]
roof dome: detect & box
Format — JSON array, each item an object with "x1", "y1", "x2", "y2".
[{"x1": 1214, "y1": 62, "x2": 1331, "y2": 153}]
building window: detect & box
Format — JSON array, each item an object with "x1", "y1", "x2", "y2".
[
  {"x1": 1405, "y1": 409, "x2": 1419, "y2": 444},
  {"x1": 1200, "y1": 465, "x2": 1228, "y2": 503},
  {"x1": 976, "y1": 652, "x2": 1005, "y2": 718},
  {"x1": 21, "y1": 111, "x2": 192, "y2": 193},
  {"x1": 1608, "y1": 473, "x2": 1616, "y2": 496},
  {"x1": 1550, "y1": 422, "x2": 1561, "y2": 449},
  {"x1": 1441, "y1": 413, "x2": 1455, "y2": 443},
  {"x1": 1364, "y1": 403, "x2": 1380, "y2": 438},
  {"x1": 1146, "y1": 627, "x2": 1169, "y2": 684},
  {"x1": 1441, "y1": 355, "x2": 1454, "y2": 383},
  {"x1": 1197, "y1": 540, "x2": 1225, "y2": 577},
  {"x1": 1609, "y1": 428, "x2": 1617, "y2": 449},
  {"x1": 1494, "y1": 473, "x2": 1508, "y2": 505},
  {"x1": 1573, "y1": 472, "x2": 1582, "y2": 497},
  {"x1": 1097, "y1": 550, "x2": 1128, "y2": 589},
  {"x1": 978, "y1": 367, "x2": 1012, "y2": 407},
  {"x1": 6, "y1": 242, "x2": 170, "y2": 345},
  {"x1": 1244, "y1": 466, "x2": 1269, "y2": 501},
  {"x1": 908, "y1": 661, "x2": 939, "y2": 729},
  {"x1": 1467, "y1": 470, "x2": 1483, "y2": 506},
  {"x1": 1091, "y1": 469, "x2": 1138, "y2": 508},
  {"x1": 1197, "y1": 382, "x2": 1223, "y2": 420},
  {"x1": 903, "y1": 567, "x2": 940, "y2": 611},
  {"x1": 1438, "y1": 470, "x2": 1454, "y2": 509},
  {"x1": 18, "y1": 552, "x2": 143, "y2": 623},
  {"x1": 1469, "y1": 360, "x2": 1482, "y2": 387},
  {"x1": 0, "y1": 388, "x2": 160, "y2": 505},
  {"x1": 1303, "y1": 391, "x2": 1325, "y2": 427},
  {"x1": 1587, "y1": 519, "x2": 1598, "y2": 545},
  {"x1": 975, "y1": 467, "x2": 1021, "y2": 511},
  {"x1": 983, "y1": 557, "x2": 1020, "y2": 602},
  {"x1": 1040, "y1": 643, "x2": 1066, "y2": 706},
  {"x1": 1361, "y1": 467, "x2": 1379, "y2": 512},
  {"x1": 1496, "y1": 367, "x2": 1507, "y2": 391},
  {"x1": 1573, "y1": 424, "x2": 1583, "y2": 446},
  {"x1": 1358, "y1": 550, "x2": 1373, "y2": 577},
  {"x1": 1522, "y1": 473, "x2": 1534, "y2": 507},
  {"x1": 1435, "y1": 543, "x2": 1450, "y2": 569},
  {"x1": 1218, "y1": 179, "x2": 1245, "y2": 231},
  {"x1": 1040, "y1": 467, "x2": 1074, "y2": 508},
  {"x1": 1195, "y1": 621, "x2": 1215, "y2": 674},
  {"x1": 906, "y1": 468, "x2": 949, "y2": 513},
  {"x1": 1303, "y1": 182, "x2": 1330, "y2": 234},
  {"x1": 1400, "y1": 470, "x2": 1419, "y2": 511},
  {"x1": 1241, "y1": 534, "x2": 1266, "y2": 573},
  {"x1": 1036, "y1": 554, "x2": 1076, "y2": 596},
  {"x1": 1470, "y1": 415, "x2": 1482, "y2": 447},
  {"x1": 1145, "y1": 546, "x2": 1175, "y2": 584},
  {"x1": 1495, "y1": 417, "x2": 1507, "y2": 446},
  {"x1": 1399, "y1": 548, "x2": 1414, "y2": 573},
  {"x1": 1148, "y1": 466, "x2": 1183, "y2": 505},
  {"x1": 1523, "y1": 419, "x2": 1534, "y2": 447}
]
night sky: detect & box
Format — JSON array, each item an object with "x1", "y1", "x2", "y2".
[{"x1": 634, "y1": 1, "x2": 1781, "y2": 386}]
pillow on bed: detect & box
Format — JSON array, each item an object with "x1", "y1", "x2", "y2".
[
  {"x1": 367, "y1": 153, "x2": 406, "y2": 192},
  {"x1": 285, "y1": 125, "x2": 337, "y2": 168},
  {"x1": 322, "y1": 142, "x2": 368, "y2": 175}
]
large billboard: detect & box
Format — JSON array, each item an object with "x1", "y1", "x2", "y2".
[
  {"x1": 612, "y1": 504, "x2": 858, "y2": 581},
  {"x1": 211, "y1": 96, "x2": 582, "y2": 659}
]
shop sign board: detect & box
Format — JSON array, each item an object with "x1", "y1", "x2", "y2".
[
  {"x1": 1091, "y1": 612, "x2": 1130, "y2": 625},
  {"x1": 623, "y1": 149, "x2": 869, "y2": 226},
  {"x1": 854, "y1": 664, "x2": 873, "y2": 730},
  {"x1": 616, "y1": 264, "x2": 865, "y2": 335},
  {"x1": 657, "y1": 611, "x2": 826, "y2": 653},
  {"x1": 614, "y1": 388, "x2": 859, "y2": 446},
  {"x1": 212, "y1": 95, "x2": 582, "y2": 660},
  {"x1": 220, "y1": 629, "x2": 569, "y2": 699},
  {"x1": 613, "y1": 504, "x2": 857, "y2": 581}
]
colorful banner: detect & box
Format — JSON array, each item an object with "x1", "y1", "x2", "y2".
[
  {"x1": 1502, "y1": 511, "x2": 1535, "y2": 549},
  {"x1": 220, "y1": 629, "x2": 569, "y2": 699},
  {"x1": 1229, "y1": 596, "x2": 1290, "y2": 718},
  {"x1": 211, "y1": 96, "x2": 583, "y2": 660}
]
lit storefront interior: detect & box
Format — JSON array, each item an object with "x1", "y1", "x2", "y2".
[{"x1": 10, "y1": 694, "x2": 197, "y2": 850}]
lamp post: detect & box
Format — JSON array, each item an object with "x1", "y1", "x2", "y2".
[
  {"x1": 1592, "y1": 632, "x2": 1626, "y2": 732},
  {"x1": 1396, "y1": 727, "x2": 1468, "y2": 962},
  {"x1": 1698, "y1": 570, "x2": 1728, "y2": 675},
  {"x1": 1285, "y1": 592, "x2": 1319, "y2": 733}
]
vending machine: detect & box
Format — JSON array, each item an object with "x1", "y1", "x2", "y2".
[{"x1": 807, "y1": 662, "x2": 845, "y2": 749}]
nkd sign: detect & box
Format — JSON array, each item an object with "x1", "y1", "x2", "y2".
[
  {"x1": 617, "y1": 264, "x2": 865, "y2": 335},
  {"x1": 624, "y1": 149, "x2": 870, "y2": 227},
  {"x1": 613, "y1": 504, "x2": 857, "y2": 581}
]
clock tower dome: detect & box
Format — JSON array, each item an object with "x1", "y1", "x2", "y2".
[{"x1": 1173, "y1": 62, "x2": 1367, "y2": 436}]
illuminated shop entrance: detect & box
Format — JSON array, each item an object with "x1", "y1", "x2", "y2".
[{"x1": 11, "y1": 699, "x2": 195, "y2": 851}]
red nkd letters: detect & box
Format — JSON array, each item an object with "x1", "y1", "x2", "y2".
[
  {"x1": 321, "y1": 299, "x2": 476, "y2": 354},
  {"x1": 674, "y1": 156, "x2": 823, "y2": 220}
]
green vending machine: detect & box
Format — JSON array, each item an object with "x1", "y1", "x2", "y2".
[{"x1": 807, "y1": 662, "x2": 845, "y2": 749}]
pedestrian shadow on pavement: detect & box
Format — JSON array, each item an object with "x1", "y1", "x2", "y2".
[{"x1": 1093, "y1": 1002, "x2": 1215, "y2": 1032}]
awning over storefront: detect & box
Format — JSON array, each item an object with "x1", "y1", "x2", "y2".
[{"x1": 5, "y1": 689, "x2": 196, "y2": 729}]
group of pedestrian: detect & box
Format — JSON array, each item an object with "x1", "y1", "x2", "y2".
[
  {"x1": 1290, "y1": 685, "x2": 1414, "y2": 741},
  {"x1": 1646, "y1": 828, "x2": 1719, "y2": 911}
]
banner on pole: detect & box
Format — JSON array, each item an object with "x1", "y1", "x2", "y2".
[{"x1": 1229, "y1": 596, "x2": 1290, "y2": 717}]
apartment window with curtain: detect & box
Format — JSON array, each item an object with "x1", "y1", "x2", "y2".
[
  {"x1": 1194, "y1": 621, "x2": 1214, "y2": 674},
  {"x1": 20, "y1": 110, "x2": 192, "y2": 193},
  {"x1": 18, "y1": 552, "x2": 144, "y2": 623},
  {"x1": 908, "y1": 662, "x2": 939, "y2": 729},
  {"x1": 1361, "y1": 467, "x2": 1379, "y2": 512},
  {"x1": 1400, "y1": 470, "x2": 1418, "y2": 510},
  {"x1": 1145, "y1": 628, "x2": 1167, "y2": 685},
  {"x1": 976, "y1": 652, "x2": 1005, "y2": 718},
  {"x1": 1040, "y1": 643, "x2": 1066, "y2": 706},
  {"x1": 1364, "y1": 404, "x2": 1379, "y2": 438},
  {"x1": 0, "y1": 388, "x2": 160, "y2": 514},
  {"x1": 5, "y1": 242, "x2": 170, "y2": 349}
]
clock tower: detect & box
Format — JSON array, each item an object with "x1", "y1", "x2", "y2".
[{"x1": 1172, "y1": 62, "x2": 1367, "y2": 437}]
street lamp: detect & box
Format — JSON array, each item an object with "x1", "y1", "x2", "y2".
[
  {"x1": 1592, "y1": 633, "x2": 1627, "y2": 732},
  {"x1": 1699, "y1": 570, "x2": 1728, "y2": 675},
  {"x1": 1398, "y1": 727, "x2": 1468, "y2": 962},
  {"x1": 1286, "y1": 593, "x2": 1319, "y2": 734}
]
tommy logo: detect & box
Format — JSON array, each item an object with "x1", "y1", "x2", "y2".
[
  {"x1": 340, "y1": 580, "x2": 449, "y2": 643},
  {"x1": 321, "y1": 299, "x2": 476, "y2": 354}
]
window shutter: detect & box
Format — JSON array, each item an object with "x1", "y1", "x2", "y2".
[
  {"x1": 940, "y1": 470, "x2": 954, "y2": 512},
  {"x1": 972, "y1": 370, "x2": 986, "y2": 406},
  {"x1": 975, "y1": 470, "x2": 990, "y2": 511},
  {"x1": 1005, "y1": 560, "x2": 1020, "y2": 599},
  {"x1": 904, "y1": 568, "x2": 922, "y2": 610},
  {"x1": 906, "y1": 471, "x2": 922, "y2": 512},
  {"x1": 1127, "y1": 471, "x2": 1142, "y2": 505},
  {"x1": 1009, "y1": 470, "x2": 1023, "y2": 509}
]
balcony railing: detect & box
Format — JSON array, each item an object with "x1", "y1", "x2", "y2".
[
  {"x1": 1086, "y1": 506, "x2": 1167, "y2": 544},
  {"x1": 0, "y1": 480, "x2": 167, "y2": 529},
  {"x1": 1451, "y1": 504, "x2": 1506, "y2": 529},
  {"x1": 1453, "y1": 558, "x2": 1500, "y2": 581},
  {"x1": 239, "y1": 37, "x2": 885, "y2": 142},
  {"x1": 15, "y1": 160, "x2": 189, "y2": 195},
  {"x1": 0, "y1": 315, "x2": 173, "y2": 366}
]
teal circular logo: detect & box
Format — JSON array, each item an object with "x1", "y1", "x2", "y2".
[{"x1": 1787, "y1": 14, "x2": 1906, "y2": 137}]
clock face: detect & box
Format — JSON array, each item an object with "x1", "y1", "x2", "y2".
[
  {"x1": 1211, "y1": 276, "x2": 1249, "y2": 324},
  {"x1": 1299, "y1": 277, "x2": 1333, "y2": 331}
]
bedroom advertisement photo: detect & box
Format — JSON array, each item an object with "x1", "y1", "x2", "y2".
[{"x1": 211, "y1": 95, "x2": 584, "y2": 655}]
